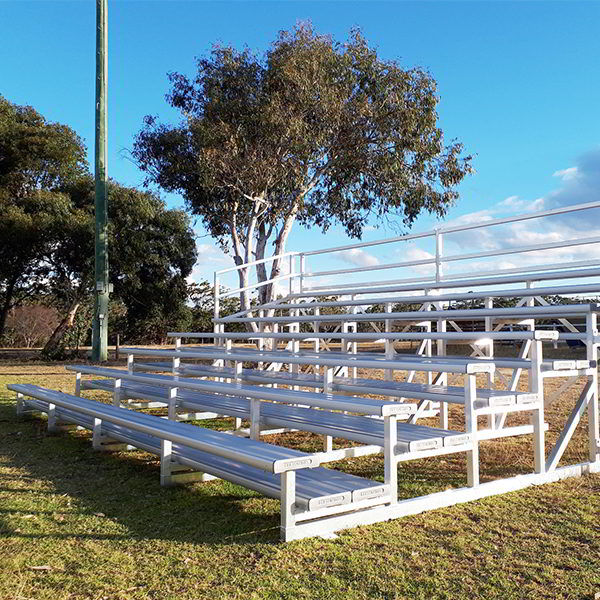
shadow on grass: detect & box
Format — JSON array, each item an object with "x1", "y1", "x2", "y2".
[
  {"x1": 0, "y1": 393, "x2": 543, "y2": 549},
  {"x1": 0, "y1": 398, "x2": 282, "y2": 546}
]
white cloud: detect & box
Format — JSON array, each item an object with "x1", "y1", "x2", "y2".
[
  {"x1": 553, "y1": 166, "x2": 579, "y2": 181},
  {"x1": 187, "y1": 242, "x2": 232, "y2": 284},
  {"x1": 432, "y1": 147, "x2": 600, "y2": 277},
  {"x1": 338, "y1": 248, "x2": 380, "y2": 268},
  {"x1": 404, "y1": 246, "x2": 435, "y2": 262}
]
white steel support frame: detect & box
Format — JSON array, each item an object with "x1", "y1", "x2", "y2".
[{"x1": 36, "y1": 200, "x2": 600, "y2": 541}]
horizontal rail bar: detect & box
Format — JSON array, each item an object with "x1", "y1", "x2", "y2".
[
  {"x1": 306, "y1": 274, "x2": 436, "y2": 291},
  {"x1": 216, "y1": 303, "x2": 600, "y2": 325},
  {"x1": 299, "y1": 200, "x2": 600, "y2": 258},
  {"x1": 304, "y1": 237, "x2": 600, "y2": 282},
  {"x1": 307, "y1": 257, "x2": 436, "y2": 279},
  {"x1": 298, "y1": 267, "x2": 600, "y2": 297},
  {"x1": 250, "y1": 282, "x2": 600, "y2": 312},
  {"x1": 167, "y1": 331, "x2": 558, "y2": 341},
  {"x1": 219, "y1": 271, "x2": 297, "y2": 299},
  {"x1": 441, "y1": 235, "x2": 600, "y2": 264},
  {"x1": 439, "y1": 258, "x2": 600, "y2": 283},
  {"x1": 121, "y1": 348, "x2": 495, "y2": 374},
  {"x1": 215, "y1": 251, "x2": 298, "y2": 275},
  {"x1": 302, "y1": 231, "x2": 435, "y2": 257}
]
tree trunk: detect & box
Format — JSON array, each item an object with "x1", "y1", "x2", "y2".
[
  {"x1": 0, "y1": 274, "x2": 19, "y2": 339},
  {"x1": 265, "y1": 206, "x2": 298, "y2": 311},
  {"x1": 42, "y1": 301, "x2": 81, "y2": 357}
]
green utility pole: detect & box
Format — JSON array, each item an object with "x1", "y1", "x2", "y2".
[{"x1": 91, "y1": 0, "x2": 109, "y2": 361}]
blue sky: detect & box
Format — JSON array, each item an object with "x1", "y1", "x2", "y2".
[{"x1": 2, "y1": 0, "x2": 600, "y2": 285}]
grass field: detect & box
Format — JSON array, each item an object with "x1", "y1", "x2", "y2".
[{"x1": 0, "y1": 353, "x2": 599, "y2": 600}]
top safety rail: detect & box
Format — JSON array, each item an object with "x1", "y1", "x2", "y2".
[{"x1": 212, "y1": 199, "x2": 600, "y2": 322}]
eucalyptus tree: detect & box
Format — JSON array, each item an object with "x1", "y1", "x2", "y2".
[{"x1": 133, "y1": 23, "x2": 473, "y2": 325}]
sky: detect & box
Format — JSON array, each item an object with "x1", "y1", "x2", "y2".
[{"x1": 2, "y1": 0, "x2": 600, "y2": 289}]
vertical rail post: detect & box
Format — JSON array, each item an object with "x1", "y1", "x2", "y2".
[
  {"x1": 435, "y1": 228, "x2": 443, "y2": 284},
  {"x1": 288, "y1": 254, "x2": 294, "y2": 296},
  {"x1": 213, "y1": 273, "x2": 221, "y2": 343},
  {"x1": 586, "y1": 312, "x2": 599, "y2": 463},
  {"x1": 299, "y1": 254, "x2": 305, "y2": 294},
  {"x1": 484, "y1": 296, "x2": 495, "y2": 430},
  {"x1": 384, "y1": 302, "x2": 394, "y2": 382}
]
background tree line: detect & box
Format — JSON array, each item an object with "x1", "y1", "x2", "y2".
[{"x1": 0, "y1": 95, "x2": 240, "y2": 356}]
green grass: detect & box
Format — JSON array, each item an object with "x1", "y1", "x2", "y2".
[{"x1": 0, "y1": 359, "x2": 599, "y2": 599}]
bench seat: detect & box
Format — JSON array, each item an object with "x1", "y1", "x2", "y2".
[
  {"x1": 83, "y1": 379, "x2": 471, "y2": 452},
  {"x1": 134, "y1": 361, "x2": 535, "y2": 408},
  {"x1": 9, "y1": 384, "x2": 390, "y2": 512},
  {"x1": 68, "y1": 366, "x2": 416, "y2": 417}
]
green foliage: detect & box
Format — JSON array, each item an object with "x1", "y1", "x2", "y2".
[
  {"x1": 188, "y1": 281, "x2": 248, "y2": 334},
  {"x1": 46, "y1": 176, "x2": 198, "y2": 348},
  {"x1": 0, "y1": 95, "x2": 199, "y2": 351},
  {"x1": 0, "y1": 95, "x2": 88, "y2": 338},
  {"x1": 133, "y1": 22, "x2": 473, "y2": 310}
]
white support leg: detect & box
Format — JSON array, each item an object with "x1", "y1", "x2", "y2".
[
  {"x1": 112, "y1": 378, "x2": 122, "y2": 407},
  {"x1": 279, "y1": 470, "x2": 297, "y2": 541},
  {"x1": 250, "y1": 398, "x2": 261, "y2": 440},
  {"x1": 160, "y1": 438, "x2": 208, "y2": 485},
  {"x1": 530, "y1": 339, "x2": 545, "y2": 474},
  {"x1": 47, "y1": 402, "x2": 70, "y2": 433},
  {"x1": 92, "y1": 417, "x2": 103, "y2": 450},
  {"x1": 172, "y1": 336, "x2": 182, "y2": 375},
  {"x1": 436, "y1": 304, "x2": 448, "y2": 429},
  {"x1": 322, "y1": 367, "x2": 334, "y2": 450},
  {"x1": 127, "y1": 353, "x2": 134, "y2": 374},
  {"x1": 92, "y1": 416, "x2": 127, "y2": 452},
  {"x1": 47, "y1": 402, "x2": 58, "y2": 432},
  {"x1": 160, "y1": 439, "x2": 174, "y2": 486},
  {"x1": 465, "y1": 374, "x2": 480, "y2": 487},
  {"x1": 233, "y1": 361, "x2": 243, "y2": 429},
  {"x1": 168, "y1": 386, "x2": 178, "y2": 420},
  {"x1": 15, "y1": 392, "x2": 25, "y2": 417},
  {"x1": 75, "y1": 372, "x2": 82, "y2": 396},
  {"x1": 384, "y1": 415, "x2": 398, "y2": 504}
]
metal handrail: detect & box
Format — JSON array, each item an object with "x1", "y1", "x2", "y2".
[{"x1": 212, "y1": 199, "x2": 600, "y2": 321}]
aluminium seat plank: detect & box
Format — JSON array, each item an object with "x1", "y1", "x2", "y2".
[
  {"x1": 133, "y1": 361, "x2": 532, "y2": 407},
  {"x1": 83, "y1": 379, "x2": 470, "y2": 452},
  {"x1": 8, "y1": 384, "x2": 317, "y2": 473},
  {"x1": 10, "y1": 385, "x2": 388, "y2": 511},
  {"x1": 67, "y1": 365, "x2": 417, "y2": 416}
]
